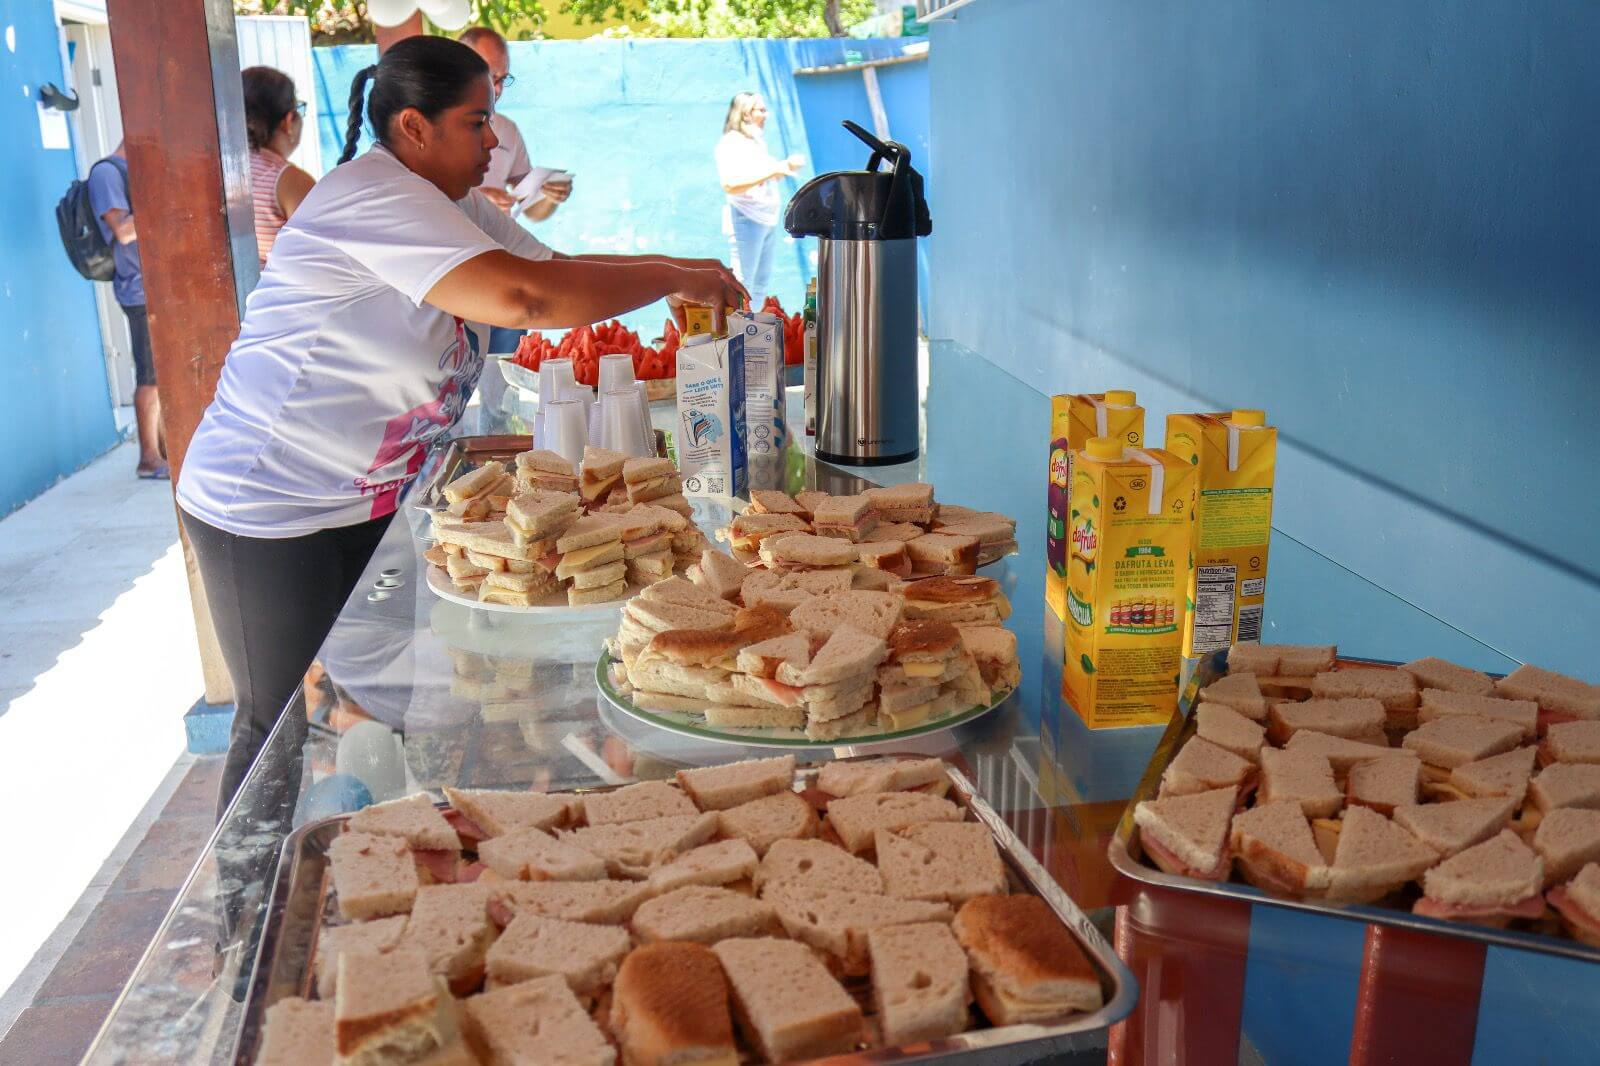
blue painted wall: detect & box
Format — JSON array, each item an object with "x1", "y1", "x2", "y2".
[
  {"x1": 0, "y1": 0, "x2": 118, "y2": 515},
  {"x1": 929, "y1": 1, "x2": 1600, "y2": 1061},
  {"x1": 313, "y1": 38, "x2": 930, "y2": 335}
]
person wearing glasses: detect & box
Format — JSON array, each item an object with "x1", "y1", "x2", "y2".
[
  {"x1": 242, "y1": 66, "x2": 316, "y2": 266},
  {"x1": 459, "y1": 27, "x2": 571, "y2": 225}
]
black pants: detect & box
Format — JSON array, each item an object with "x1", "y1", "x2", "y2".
[
  {"x1": 182, "y1": 509, "x2": 393, "y2": 819},
  {"x1": 120, "y1": 303, "x2": 156, "y2": 386}
]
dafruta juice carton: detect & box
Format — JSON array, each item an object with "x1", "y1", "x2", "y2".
[
  {"x1": 1047, "y1": 391, "x2": 1144, "y2": 620},
  {"x1": 1063, "y1": 438, "x2": 1195, "y2": 728},
  {"x1": 1164, "y1": 409, "x2": 1277, "y2": 658}
]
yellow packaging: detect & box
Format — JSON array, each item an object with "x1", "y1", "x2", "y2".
[
  {"x1": 682, "y1": 304, "x2": 730, "y2": 339},
  {"x1": 1063, "y1": 439, "x2": 1195, "y2": 728},
  {"x1": 1164, "y1": 410, "x2": 1277, "y2": 657},
  {"x1": 1046, "y1": 391, "x2": 1144, "y2": 620}
]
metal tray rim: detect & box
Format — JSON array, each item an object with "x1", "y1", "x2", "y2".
[
  {"x1": 234, "y1": 755, "x2": 1137, "y2": 1064},
  {"x1": 1110, "y1": 652, "x2": 1600, "y2": 965}
]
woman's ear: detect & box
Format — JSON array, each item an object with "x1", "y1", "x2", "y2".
[{"x1": 394, "y1": 107, "x2": 429, "y2": 151}]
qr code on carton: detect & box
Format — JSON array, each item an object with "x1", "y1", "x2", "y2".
[{"x1": 708, "y1": 476, "x2": 725, "y2": 494}]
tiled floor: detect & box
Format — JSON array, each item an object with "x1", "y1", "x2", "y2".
[{"x1": 0, "y1": 756, "x2": 221, "y2": 1066}]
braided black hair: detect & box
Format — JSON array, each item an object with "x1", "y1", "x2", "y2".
[{"x1": 337, "y1": 36, "x2": 490, "y2": 166}]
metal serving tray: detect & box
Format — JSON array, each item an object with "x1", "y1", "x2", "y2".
[
  {"x1": 234, "y1": 755, "x2": 1138, "y2": 1064},
  {"x1": 411, "y1": 432, "x2": 668, "y2": 518},
  {"x1": 1108, "y1": 653, "x2": 1600, "y2": 964}
]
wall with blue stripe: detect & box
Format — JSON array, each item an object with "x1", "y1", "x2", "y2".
[
  {"x1": 0, "y1": 0, "x2": 118, "y2": 516},
  {"x1": 927, "y1": 0, "x2": 1600, "y2": 1061},
  {"x1": 312, "y1": 37, "x2": 930, "y2": 335}
]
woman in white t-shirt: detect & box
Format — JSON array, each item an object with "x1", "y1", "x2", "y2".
[
  {"x1": 714, "y1": 92, "x2": 803, "y2": 304},
  {"x1": 177, "y1": 37, "x2": 745, "y2": 813}
]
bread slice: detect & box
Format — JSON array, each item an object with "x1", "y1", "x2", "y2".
[
  {"x1": 805, "y1": 705, "x2": 879, "y2": 742},
  {"x1": 485, "y1": 880, "x2": 651, "y2": 929},
  {"x1": 702, "y1": 703, "x2": 807, "y2": 729},
  {"x1": 559, "y1": 812, "x2": 720, "y2": 879},
  {"x1": 1403, "y1": 716, "x2": 1523, "y2": 768},
  {"x1": 1310, "y1": 669, "x2": 1419, "y2": 719},
  {"x1": 329, "y1": 831, "x2": 420, "y2": 921},
  {"x1": 1272, "y1": 644, "x2": 1339, "y2": 677},
  {"x1": 713, "y1": 937, "x2": 863, "y2": 1062},
  {"x1": 442, "y1": 788, "x2": 577, "y2": 838},
  {"x1": 1230, "y1": 801, "x2": 1331, "y2": 895},
  {"x1": 1346, "y1": 754, "x2": 1421, "y2": 816},
  {"x1": 314, "y1": 915, "x2": 408, "y2": 998},
  {"x1": 825, "y1": 791, "x2": 964, "y2": 854},
  {"x1": 1418, "y1": 689, "x2": 1539, "y2": 741},
  {"x1": 1227, "y1": 643, "x2": 1280, "y2": 676},
  {"x1": 1445, "y1": 746, "x2": 1538, "y2": 804},
  {"x1": 867, "y1": 922, "x2": 972, "y2": 1045},
  {"x1": 1267, "y1": 698, "x2": 1386, "y2": 746},
  {"x1": 645, "y1": 839, "x2": 759, "y2": 894},
  {"x1": 1419, "y1": 830, "x2": 1544, "y2": 911},
  {"x1": 688, "y1": 548, "x2": 748, "y2": 601},
  {"x1": 1283, "y1": 731, "x2": 1408, "y2": 776},
  {"x1": 255, "y1": 996, "x2": 334, "y2": 1066},
  {"x1": 735, "y1": 633, "x2": 811, "y2": 680},
  {"x1": 1549, "y1": 862, "x2": 1600, "y2": 945},
  {"x1": 676, "y1": 755, "x2": 795, "y2": 811},
  {"x1": 765, "y1": 882, "x2": 954, "y2": 973},
  {"x1": 1545, "y1": 721, "x2": 1600, "y2": 766},
  {"x1": 789, "y1": 591, "x2": 904, "y2": 641},
  {"x1": 609, "y1": 942, "x2": 738, "y2": 1066},
  {"x1": 1324, "y1": 806, "x2": 1437, "y2": 902},
  {"x1": 582, "y1": 780, "x2": 699, "y2": 826},
  {"x1": 631, "y1": 885, "x2": 780, "y2": 944},
  {"x1": 952, "y1": 895, "x2": 1103, "y2": 1023},
  {"x1": 442, "y1": 462, "x2": 504, "y2": 504},
  {"x1": 397, "y1": 883, "x2": 498, "y2": 996},
  {"x1": 1195, "y1": 702, "x2": 1267, "y2": 763},
  {"x1": 334, "y1": 948, "x2": 452, "y2": 1063},
  {"x1": 460, "y1": 974, "x2": 614, "y2": 1065},
  {"x1": 875, "y1": 822, "x2": 1008, "y2": 904},
  {"x1": 716, "y1": 791, "x2": 819, "y2": 856},
  {"x1": 1258, "y1": 747, "x2": 1343, "y2": 820},
  {"x1": 1392, "y1": 797, "x2": 1517, "y2": 859},
  {"x1": 1198, "y1": 672, "x2": 1270, "y2": 721},
  {"x1": 1160, "y1": 737, "x2": 1255, "y2": 798},
  {"x1": 815, "y1": 756, "x2": 948, "y2": 798},
  {"x1": 347, "y1": 794, "x2": 462, "y2": 852},
  {"x1": 477, "y1": 825, "x2": 607, "y2": 882},
  {"x1": 1530, "y1": 763, "x2": 1600, "y2": 814},
  {"x1": 1535, "y1": 807, "x2": 1600, "y2": 884},
  {"x1": 1132, "y1": 787, "x2": 1236, "y2": 879},
  {"x1": 1496, "y1": 664, "x2": 1600, "y2": 723},
  {"x1": 1401, "y1": 657, "x2": 1496, "y2": 697},
  {"x1": 484, "y1": 912, "x2": 632, "y2": 995},
  {"x1": 753, "y1": 838, "x2": 885, "y2": 895}
]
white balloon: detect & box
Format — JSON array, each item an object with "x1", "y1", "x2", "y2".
[
  {"x1": 425, "y1": 0, "x2": 474, "y2": 31},
  {"x1": 335, "y1": 720, "x2": 407, "y2": 802},
  {"x1": 366, "y1": 0, "x2": 419, "y2": 27}
]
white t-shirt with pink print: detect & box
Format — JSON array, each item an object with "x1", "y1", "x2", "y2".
[{"x1": 178, "y1": 145, "x2": 553, "y2": 538}]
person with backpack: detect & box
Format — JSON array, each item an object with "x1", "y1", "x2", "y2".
[{"x1": 87, "y1": 143, "x2": 166, "y2": 479}]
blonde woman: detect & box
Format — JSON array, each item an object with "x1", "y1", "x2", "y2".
[{"x1": 714, "y1": 92, "x2": 802, "y2": 303}]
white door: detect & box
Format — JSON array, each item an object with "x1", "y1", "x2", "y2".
[{"x1": 235, "y1": 14, "x2": 323, "y2": 176}]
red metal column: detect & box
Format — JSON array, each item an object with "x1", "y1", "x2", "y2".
[
  {"x1": 1349, "y1": 924, "x2": 1485, "y2": 1066},
  {"x1": 1108, "y1": 883, "x2": 1252, "y2": 1066}
]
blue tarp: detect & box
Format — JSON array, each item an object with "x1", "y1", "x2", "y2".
[{"x1": 312, "y1": 38, "x2": 929, "y2": 336}]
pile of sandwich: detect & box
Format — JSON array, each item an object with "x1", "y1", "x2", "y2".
[
  {"x1": 425, "y1": 447, "x2": 703, "y2": 607},
  {"x1": 252, "y1": 755, "x2": 1105, "y2": 1066},
  {"x1": 607, "y1": 546, "x2": 1020, "y2": 741},
  {"x1": 722, "y1": 484, "x2": 1018, "y2": 580},
  {"x1": 1132, "y1": 642, "x2": 1600, "y2": 939}
]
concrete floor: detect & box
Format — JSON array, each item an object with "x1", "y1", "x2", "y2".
[{"x1": 0, "y1": 438, "x2": 205, "y2": 1044}]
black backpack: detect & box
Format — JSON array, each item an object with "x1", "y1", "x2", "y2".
[{"x1": 56, "y1": 157, "x2": 127, "y2": 282}]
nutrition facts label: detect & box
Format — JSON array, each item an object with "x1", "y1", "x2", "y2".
[{"x1": 1192, "y1": 564, "x2": 1237, "y2": 652}]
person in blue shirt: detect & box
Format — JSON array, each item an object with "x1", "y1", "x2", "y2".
[{"x1": 87, "y1": 143, "x2": 166, "y2": 479}]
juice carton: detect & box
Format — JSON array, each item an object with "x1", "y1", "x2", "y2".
[
  {"x1": 675, "y1": 333, "x2": 747, "y2": 498},
  {"x1": 682, "y1": 304, "x2": 730, "y2": 340},
  {"x1": 1164, "y1": 409, "x2": 1277, "y2": 657},
  {"x1": 728, "y1": 309, "x2": 787, "y2": 464},
  {"x1": 1062, "y1": 438, "x2": 1195, "y2": 729},
  {"x1": 1046, "y1": 391, "x2": 1144, "y2": 620}
]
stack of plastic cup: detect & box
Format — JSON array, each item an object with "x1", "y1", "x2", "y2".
[
  {"x1": 539, "y1": 358, "x2": 576, "y2": 401},
  {"x1": 544, "y1": 398, "x2": 590, "y2": 468},
  {"x1": 598, "y1": 389, "x2": 652, "y2": 457},
  {"x1": 598, "y1": 352, "x2": 635, "y2": 394},
  {"x1": 587, "y1": 400, "x2": 604, "y2": 446},
  {"x1": 634, "y1": 380, "x2": 654, "y2": 452}
]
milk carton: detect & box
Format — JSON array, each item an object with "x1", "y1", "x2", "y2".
[
  {"x1": 1164, "y1": 409, "x2": 1277, "y2": 657},
  {"x1": 1062, "y1": 439, "x2": 1195, "y2": 728},
  {"x1": 728, "y1": 309, "x2": 787, "y2": 463},
  {"x1": 1046, "y1": 391, "x2": 1144, "y2": 620},
  {"x1": 675, "y1": 333, "x2": 747, "y2": 499}
]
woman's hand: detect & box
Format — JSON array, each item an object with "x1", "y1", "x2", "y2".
[
  {"x1": 479, "y1": 185, "x2": 517, "y2": 212},
  {"x1": 665, "y1": 263, "x2": 749, "y2": 331},
  {"x1": 785, "y1": 154, "x2": 805, "y2": 175}
]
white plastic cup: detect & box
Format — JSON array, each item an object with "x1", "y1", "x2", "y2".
[
  {"x1": 545, "y1": 398, "x2": 590, "y2": 467},
  {"x1": 599, "y1": 352, "x2": 636, "y2": 395},
  {"x1": 538, "y1": 357, "x2": 575, "y2": 401},
  {"x1": 588, "y1": 400, "x2": 603, "y2": 445},
  {"x1": 531, "y1": 408, "x2": 546, "y2": 449},
  {"x1": 599, "y1": 389, "x2": 651, "y2": 456}
]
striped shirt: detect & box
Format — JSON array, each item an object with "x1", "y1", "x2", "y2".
[{"x1": 249, "y1": 148, "x2": 291, "y2": 265}]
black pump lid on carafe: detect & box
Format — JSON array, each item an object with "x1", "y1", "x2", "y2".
[{"x1": 784, "y1": 120, "x2": 932, "y2": 241}]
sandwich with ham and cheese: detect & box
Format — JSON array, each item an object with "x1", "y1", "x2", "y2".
[{"x1": 1133, "y1": 786, "x2": 1236, "y2": 880}]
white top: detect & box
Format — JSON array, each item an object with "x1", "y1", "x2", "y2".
[
  {"x1": 714, "y1": 129, "x2": 781, "y2": 227},
  {"x1": 177, "y1": 145, "x2": 555, "y2": 538},
  {"x1": 483, "y1": 112, "x2": 533, "y2": 192}
]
